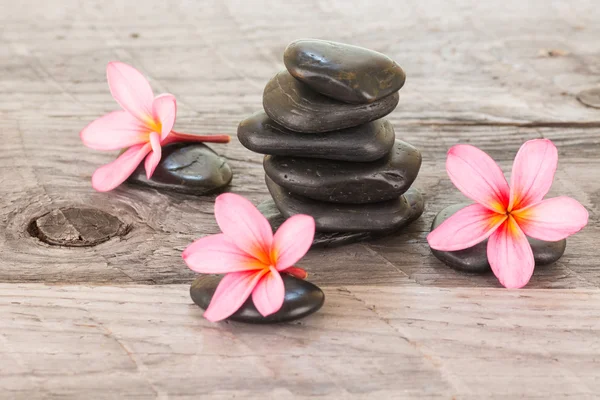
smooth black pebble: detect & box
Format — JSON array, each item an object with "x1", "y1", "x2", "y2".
[
  {"x1": 264, "y1": 140, "x2": 421, "y2": 204},
  {"x1": 430, "y1": 203, "x2": 567, "y2": 273},
  {"x1": 237, "y1": 111, "x2": 395, "y2": 162},
  {"x1": 128, "y1": 143, "x2": 232, "y2": 195},
  {"x1": 190, "y1": 273, "x2": 325, "y2": 324},
  {"x1": 267, "y1": 175, "x2": 424, "y2": 233},
  {"x1": 263, "y1": 70, "x2": 399, "y2": 133},
  {"x1": 259, "y1": 187, "x2": 424, "y2": 248},
  {"x1": 284, "y1": 39, "x2": 406, "y2": 104}
]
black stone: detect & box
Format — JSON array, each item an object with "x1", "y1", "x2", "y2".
[
  {"x1": 259, "y1": 186, "x2": 423, "y2": 248},
  {"x1": 284, "y1": 39, "x2": 406, "y2": 104},
  {"x1": 238, "y1": 112, "x2": 395, "y2": 162},
  {"x1": 430, "y1": 203, "x2": 567, "y2": 273},
  {"x1": 190, "y1": 273, "x2": 325, "y2": 324},
  {"x1": 267, "y1": 175, "x2": 424, "y2": 233},
  {"x1": 127, "y1": 143, "x2": 232, "y2": 195},
  {"x1": 264, "y1": 140, "x2": 421, "y2": 204},
  {"x1": 263, "y1": 71, "x2": 399, "y2": 133}
]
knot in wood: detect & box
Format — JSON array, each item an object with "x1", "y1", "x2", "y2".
[
  {"x1": 28, "y1": 207, "x2": 129, "y2": 247},
  {"x1": 577, "y1": 88, "x2": 600, "y2": 109}
]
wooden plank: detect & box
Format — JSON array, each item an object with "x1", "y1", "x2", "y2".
[
  {"x1": 2, "y1": 0, "x2": 600, "y2": 287},
  {"x1": 2, "y1": 0, "x2": 600, "y2": 126},
  {"x1": 2, "y1": 283, "x2": 600, "y2": 399},
  {"x1": 1, "y1": 123, "x2": 598, "y2": 286},
  {"x1": 1, "y1": 0, "x2": 600, "y2": 398}
]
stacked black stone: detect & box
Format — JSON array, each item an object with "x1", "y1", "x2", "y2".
[{"x1": 238, "y1": 39, "x2": 424, "y2": 247}]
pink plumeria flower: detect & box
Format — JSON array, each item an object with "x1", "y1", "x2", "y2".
[
  {"x1": 80, "y1": 61, "x2": 230, "y2": 192},
  {"x1": 428, "y1": 139, "x2": 588, "y2": 289},
  {"x1": 183, "y1": 193, "x2": 315, "y2": 322}
]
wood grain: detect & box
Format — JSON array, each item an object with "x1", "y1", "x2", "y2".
[
  {"x1": 1, "y1": 0, "x2": 600, "y2": 286},
  {"x1": 2, "y1": 283, "x2": 600, "y2": 399},
  {"x1": 1, "y1": 0, "x2": 600, "y2": 398}
]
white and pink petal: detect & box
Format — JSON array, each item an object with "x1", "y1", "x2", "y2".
[
  {"x1": 427, "y1": 203, "x2": 507, "y2": 251},
  {"x1": 487, "y1": 216, "x2": 535, "y2": 289},
  {"x1": 143, "y1": 132, "x2": 162, "y2": 179},
  {"x1": 509, "y1": 139, "x2": 558, "y2": 211},
  {"x1": 214, "y1": 193, "x2": 274, "y2": 263},
  {"x1": 273, "y1": 214, "x2": 315, "y2": 271},
  {"x1": 182, "y1": 233, "x2": 266, "y2": 274},
  {"x1": 91, "y1": 142, "x2": 151, "y2": 192},
  {"x1": 252, "y1": 267, "x2": 285, "y2": 317},
  {"x1": 203, "y1": 270, "x2": 266, "y2": 322},
  {"x1": 446, "y1": 144, "x2": 510, "y2": 213},
  {"x1": 513, "y1": 197, "x2": 588, "y2": 241},
  {"x1": 80, "y1": 111, "x2": 148, "y2": 151},
  {"x1": 152, "y1": 94, "x2": 177, "y2": 139},
  {"x1": 107, "y1": 61, "x2": 155, "y2": 125}
]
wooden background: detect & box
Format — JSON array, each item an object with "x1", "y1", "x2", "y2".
[{"x1": 2, "y1": 0, "x2": 600, "y2": 398}]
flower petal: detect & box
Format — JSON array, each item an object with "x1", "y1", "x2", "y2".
[
  {"x1": 91, "y1": 142, "x2": 151, "y2": 192},
  {"x1": 280, "y1": 266, "x2": 308, "y2": 280},
  {"x1": 273, "y1": 214, "x2": 315, "y2": 270},
  {"x1": 427, "y1": 203, "x2": 507, "y2": 251},
  {"x1": 446, "y1": 145, "x2": 510, "y2": 213},
  {"x1": 182, "y1": 233, "x2": 266, "y2": 273},
  {"x1": 487, "y1": 216, "x2": 535, "y2": 289},
  {"x1": 152, "y1": 94, "x2": 177, "y2": 140},
  {"x1": 252, "y1": 267, "x2": 285, "y2": 317},
  {"x1": 513, "y1": 196, "x2": 589, "y2": 241},
  {"x1": 203, "y1": 270, "x2": 267, "y2": 322},
  {"x1": 80, "y1": 111, "x2": 149, "y2": 151},
  {"x1": 509, "y1": 139, "x2": 558, "y2": 211},
  {"x1": 214, "y1": 193, "x2": 274, "y2": 264},
  {"x1": 107, "y1": 61, "x2": 155, "y2": 125},
  {"x1": 144, "y1": 132, "x2": 162, "y2": 179}
]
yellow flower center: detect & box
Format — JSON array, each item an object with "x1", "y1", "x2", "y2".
[{"x1": 143, "y1": 116, "x2": 162, "y2": 136}]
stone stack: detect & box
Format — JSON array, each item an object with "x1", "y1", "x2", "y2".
[{"x1": 238, "y1": 39, "x2": 424, "y2": 246}]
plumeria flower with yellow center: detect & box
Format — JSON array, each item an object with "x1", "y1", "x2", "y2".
[
  {"x1": 183, "y1": 193, "x2": 315, "y2": 322},
  {"x1": 80, "y1": 61, "x2": 230, "y2": 192},
  {"x1": 428, "y1": 139, "x2": 588, "y2": 288}
]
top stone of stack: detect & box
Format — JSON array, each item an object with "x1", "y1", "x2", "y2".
[
  {"x1": 284, "y1": 39, "x2": 406, "y2": 104},
  {"x1": 262, "y1": 39, "x2": 406, "y2": 133}
]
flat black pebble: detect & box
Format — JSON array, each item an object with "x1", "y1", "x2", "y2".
[
  {"x1": 430, "y1": 203, "x2": 567, "y2": 273},
  {"x1": 127, "y1": 143, "x2": 232, "y2": 195},
  {"x1": 284, "y1": 39, "x2": 406, "y2": 104},
  {"x1": 238, "y1": 112, "x2": 395, "y2": 162},
  {"x1": 267, "y1": 175, "x2": 424, "y2": 233},
  {"x1": 263, "y1": 70, "x2": 399, "y2": 133},
  {"x1": 259, "y1": 188, "x2": 423, "y2": 248},
  {"x1": 190, "y1": 273, "x2": 324, "y2": 324},
  {"x1": 264, "y1": 140, "x2": 421, "y2": 204}
]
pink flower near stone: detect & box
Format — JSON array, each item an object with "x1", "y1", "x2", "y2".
[
  {"x1": 80, "y1": 61, "x2": 230, "y2": 192},
  {"x1": 183, "y1": 193, "x2": 315, "y2": 322},
  {"x1": 428, "y1": 139, "x2": 588, "y2": 289}
]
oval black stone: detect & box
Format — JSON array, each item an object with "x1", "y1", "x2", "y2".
[
  {"x1": 127, "y1": 143, "x2": 232, "y2": 195},
  {"x1": 267, "y1": 175, "x2": 424, "y2": 233},
  {"x1": 263, "y1": 71, "x2": 399, "y2": 133},
  {"x1": 284, "y1": 39, "x2": 406, "y2": 104},
  {"x1": 264, "y1": 140, "x2": 421, "y2": 204},
  {"x1": 238, "y1": 112, "x2": 395, "y2": 162},
  {"x1": 430, "y1": 203, "x2": 567, "y2": 273},
  {"x1": 259, "y1": 187, "x2": 423, "y2": 248},
  {"x1": 190, "y1": 273, "x2": 325, "y2": 324}
]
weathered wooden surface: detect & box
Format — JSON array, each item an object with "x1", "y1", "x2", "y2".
[
  {"x1": 1, "y1": 0, "x2": 600, "y2": 398},
  {"x1": 3, "y1": 284, "x2": 600, "y2": 399}
]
